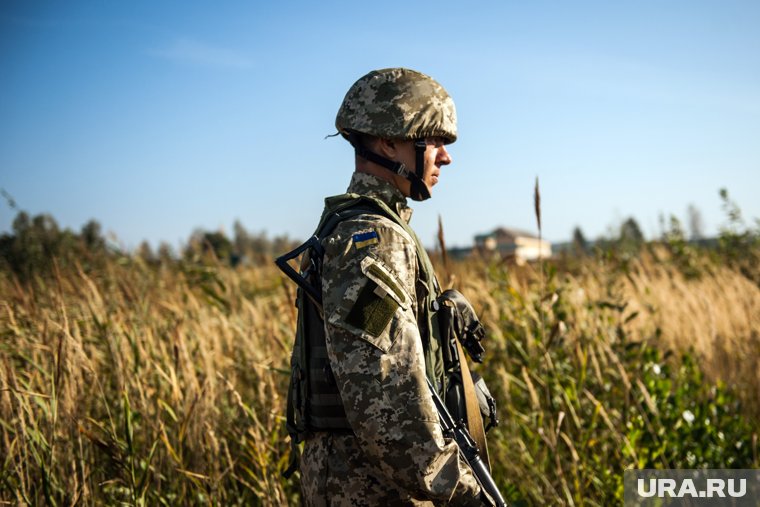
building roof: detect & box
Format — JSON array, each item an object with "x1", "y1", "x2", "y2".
[{"x1": 474, "y1": 227, "x2": 541, "y2": 242}]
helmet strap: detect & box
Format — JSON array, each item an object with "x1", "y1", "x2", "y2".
[
  {"x1": 410, "y1": 140, "x2": 431, "y2": 201},
  {"x1": 349, "y1": 133, "x2": 431, "y2": 202}
]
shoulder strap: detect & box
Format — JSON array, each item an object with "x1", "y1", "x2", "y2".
[
  {"x1": 275, "y1": 200, "x2": 390, "y2": 307},
  {"x1": 317, "y1": 203, "x2": 390, "y2": 243},
  {"x1": 317, "y1": 194, "x2": 396, "y2": 235},
  {"x1": 456, "y1": 339, "x2": 491, "y2": 471}
]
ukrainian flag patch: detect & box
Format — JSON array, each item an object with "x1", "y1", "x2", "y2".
[{"x1": 353, "y1": 230, "x2": 379, "y2": 249}]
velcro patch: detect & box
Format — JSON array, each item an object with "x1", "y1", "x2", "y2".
[
  {"x1": 345, "y1": 280, "x2": 399, "y2": 337},
  {"x1": 352, "y1": 230, "x2": 379, "y2": 249}
]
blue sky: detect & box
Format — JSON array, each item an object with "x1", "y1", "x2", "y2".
[{"x1": 2, "y1": 1, "x2": 759, "y2": 250}]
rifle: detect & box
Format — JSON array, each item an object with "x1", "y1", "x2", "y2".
[{"x1": 426, "y1": 377, "x2": 508, "y2": 507}]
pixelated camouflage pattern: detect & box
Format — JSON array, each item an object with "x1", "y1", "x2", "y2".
[
  {"x1": 336, "y1": 68, "x2": 458, "y2": 144},
  {"x1": 300, "y1": 172, "x2": 481, "y2": 506}
]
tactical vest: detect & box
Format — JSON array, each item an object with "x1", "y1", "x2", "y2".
[{"x1": 281, "y1": 193, "x2": 446, "y2": 476}]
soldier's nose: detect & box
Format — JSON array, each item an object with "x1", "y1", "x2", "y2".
[{"x1": 437, "y1": 145, "x2": 452, "y2": 166}]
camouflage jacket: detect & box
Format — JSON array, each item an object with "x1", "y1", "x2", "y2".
[{"x1": 300, "y1": 172, "x2": 482, "y2": 506}]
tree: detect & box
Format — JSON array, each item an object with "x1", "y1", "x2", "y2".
[
  {"x1": 157, "y1": 242, "x2": 174, "y2": 263},
  {"x1": 686, "y1": 204, "x2": 704, "y2": 241},
  {"x1": 619, "y1": 217, "x2": 644, "y2": 246},
  {"x1": 233, "y1": 219, "x2": 250, "y2": 258},
  {"x1": 137, "y1": 241, "x2": 155, "y2": 263},
  {"x1": 571, "y1": 226, "x2": 588, "y2": 254},
  {"x1": 81, "y1": 219, "x2": 106, "y2": 251},
  {"x1": 201, "y1": 231, "x2": 233, "y2": 261},
  {"x1": 1, "y1": 211, "x2": 106, "y2": 280}
]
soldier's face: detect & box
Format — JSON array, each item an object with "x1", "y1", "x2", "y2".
[
  {"x1": 394, "y1": 137, "x2": 452, "y2": 196},
  {"x1": 422, "y1": 137, "x2": 452, "y2": 190}
]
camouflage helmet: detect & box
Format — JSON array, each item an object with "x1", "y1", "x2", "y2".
[{"x1": 336, "y1": 68, "x2": 457, "y2": 144}]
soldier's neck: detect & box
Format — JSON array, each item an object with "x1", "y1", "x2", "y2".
[{"x1": 354, "y1": 164, "x2": 410, "y2": 197}]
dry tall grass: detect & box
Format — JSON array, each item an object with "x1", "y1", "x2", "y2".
[
  {"x1": 1, "y1": 249, "x2": 758, "y2": 505},
  {"x1": 446, "y1": 248, "x2": 760, "y2": 411},
  {"x1": 1, "y1": 260, "x2": 295, "y2": 505}
]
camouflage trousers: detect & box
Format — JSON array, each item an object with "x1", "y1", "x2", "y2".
[{"x1": 300, "y1": 432, "x2": 437, "y2": 506}]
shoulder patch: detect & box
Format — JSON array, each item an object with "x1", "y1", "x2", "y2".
[
  {"x1": 340, "y1": 256, "x2": 410, "y2": 340},
  {"x1": 345, "y1": 279, "x2": 399, "y2": 338},
  {"x1": 352, "y1": 230, "x2": 379, "y2": 249}
]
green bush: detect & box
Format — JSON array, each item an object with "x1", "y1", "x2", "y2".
[{"x1": 481, "y1": 264, "x2": 758, "y2": 505}]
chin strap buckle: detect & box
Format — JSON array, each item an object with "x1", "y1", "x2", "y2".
[{"x1": 413, "y1": 139, "x2": 427, "y2": 179}]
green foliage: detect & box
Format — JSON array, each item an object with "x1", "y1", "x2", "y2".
[
  {"x1": 0, "y1": 211, "x2": 109, "y2": 281},
  {"x1": 201, "y1": 231, "x2": 234, "y2": 262},
  {"x1": 185, "y1": 222, "x2": 299, "y2": 266},
  {"x1": 482, "y1": 263, "x2": 758, "y2": 505},
  {"x1": 0, "y1": 209, "x2": 300, "y2": 279},
  {"x1": 717, "y1": 188, "x2": 760, "y2": 285},
  {"x1": 619, "y1": 217, "x2": 645, "y2": 251},
  {"x1": 628, "y1": 351, "x2": 755, "y2": 469},
  {"x1": 662, "y1": 215, "x2": 703, "y2": 279},
  {"x1": 571, "y1": 226, "x2": 588, "y2": 256}
]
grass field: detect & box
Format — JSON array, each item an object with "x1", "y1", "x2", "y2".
[{"x1": 1, "y1": 240, "x2": 759, "y2": 505}]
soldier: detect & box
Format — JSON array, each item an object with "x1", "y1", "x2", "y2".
[{"x1": 291, "y1": 68, "x2": 486, "y2": 506}]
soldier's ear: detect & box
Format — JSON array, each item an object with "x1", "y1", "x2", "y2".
[{"x1": 375, "y1": 138, "x2": 398, "y2": 159}]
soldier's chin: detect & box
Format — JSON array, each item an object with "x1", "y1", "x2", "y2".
[{"x1": 410, "y1": 181, "x2": 433, "y2": 201}]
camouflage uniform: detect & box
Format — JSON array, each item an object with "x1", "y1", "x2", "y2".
[{"x1": 300, "y1": 172, "x2": 482, "y2": 506}]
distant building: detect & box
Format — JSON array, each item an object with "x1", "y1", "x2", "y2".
[
  {"x1": 474, "y1": 227, "x2": 552, "y2": 264},
  {"x1": 444, "y1": 246, "x2": 474, "y2": 260}
]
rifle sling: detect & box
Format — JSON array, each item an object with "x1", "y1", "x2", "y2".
[{"x1": 456, "y1": 339, "x2": 491, "y2": 472}]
